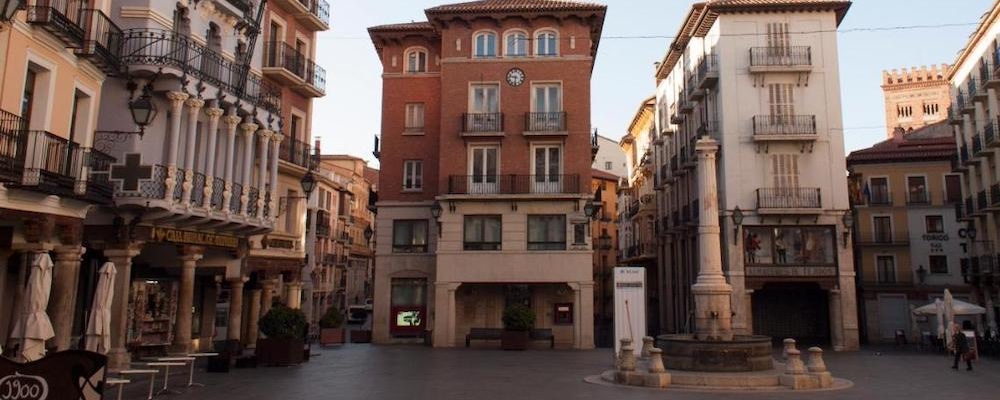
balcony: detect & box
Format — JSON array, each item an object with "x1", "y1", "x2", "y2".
[
  {"x1": 523, "y1": 112, "x2": 566, "y2": 135},
  {"x1": 0, "y1": 112, "x2": 114, "y2": 204},
  {"x1": 446, "y1": 175, "x2": 580, "y2": 195},
  {"x1": 279, "y1": 136, "x2": 312, "y2": 169},
  {"x1": 979, "y1": 190, "x2": 989, "y2": 211},
  {"x1": 966, "y1": 197, "x2": 977, "y2": 216},
  {"x1": 597, "y1": 235, "x2": 613, "y2": 250},
  {"x1": 678, "y1": 96, "x2": 693, "y2": 114},
  {"x1": 76, "y1": 9, "x2": 122, "y2": 75},
  {"x1": 301, "y1": 0, "x2": 331, "y2": 31},
  {"x1": 960, "y1": 144, "x2": 972, "y2": 166},
  {"x1": 959, "y1": 89, "x2": 975, "y2": 113},
  {"x1": 756, "y1": 187, "x2": 822, "y2": 213},
  {"x1": 621, "y1": 243, "x2": 656, "y2": 262},
  {"x1": 972, "y1": 134, "x2": 984, "y2": 157},
  {"x1": 696, "y1": 54, "x2": 719, "y2": 89},
  {"x1": 669, "y1": 103, "x2": 684, "y2": 124},
  {"x1": 906, "y1": 191, "x2": 930, "y2": 205},
  {"x1": 316, "y1": 210, "x2": 331, "y2": 237},
  {"x1": 986, "y1": 120, "x2": 999, "y2": 148},
  {"x1": 120, "y1": 29, "x2": 281, "y2": 114},
  {"x1": 26, "y1": 0, "x2": 86, "y2": 48},
  {"x1": 956, "y1": 201, "x2": 968, "y2": 220},
  {"x1": 970, "y1": 77, "x2": 987, "y2": 101},
  {"x1": 857, "y1": 231, "x2": 910, "y2": 246},
  {"x1": 697, "y1": 119, "x2": 718, "y2": 138},
  {"x1": 264, "y1": 41, "x2": 327, "y2": 97},
  {"x1": 751, "y1": 115, "x2": 817, "y2": 141},
  {"x1": 749, "y1": 46, "x2": 812, "y2": 72},
  {"x1": 948, "y1": 106, "x2": 963, "y2": 125},
  {"x1": 460, "y1": 113, "x2": 504, "y2": 136}
]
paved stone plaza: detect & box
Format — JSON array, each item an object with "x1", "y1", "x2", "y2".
[{"x1": 117, "y1": 344, "x2": 999, "y2": 400}]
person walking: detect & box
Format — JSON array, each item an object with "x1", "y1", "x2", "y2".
[{"x1": 952, "y1": 323, "x2": 973, "y2": 371}]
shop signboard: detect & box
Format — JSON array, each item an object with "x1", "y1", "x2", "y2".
[
  {"x1": 613, "y1": 267, "x2": 646, "y2": 357},
  {"x1": 0, "y1": 351, "x2": 107, "y2": 400},
  {"x1": 148, "y1": 227, "x2": 239, "y2": 249}
]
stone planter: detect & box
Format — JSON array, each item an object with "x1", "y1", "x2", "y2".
[
  {"x1": 256, "y1": 338, "x2": 305, "y2": 366},
  {"x1": 351, "y1": 330, "x2": 372, "y2": 343},
  {"x1": 501, "y1": 330, "x2": 530, "y2": 351},
  {"x1": 319, "y1": 328, "x2": 345, "y2": 346}
]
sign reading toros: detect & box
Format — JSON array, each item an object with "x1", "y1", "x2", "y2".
[{"x1": 150, "y1": 227, "x2": 239, "y2": 249}]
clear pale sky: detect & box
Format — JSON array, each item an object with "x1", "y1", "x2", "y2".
[{"x1": 312, "y1": 0, "x2": 993, "y2": 168}]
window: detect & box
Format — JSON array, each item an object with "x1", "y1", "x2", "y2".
[
  {"x1": 769, "y1": 153, "x2": 799, "y2": 188},
  {"x1": 869, "y1": 177, "x2": 890, "y2": 205},
  {"x1": 464, "y1": 215, "x2": 502, "y2": 250},
  {"x1": 469, "y1": 84, "x2": 500, "y2": 113},
  {"x1": 505, "y1": 31, "x2": 528, "y2": 57},
  {"x1": 469, "y1": 146, "x2": 499, "y2": 193},
  {"x1": 392, "y1": 220, "x2": 428, "y2": 253},
  {"x1": 529, "y1": 83, "x2": 562, "y2": 131},
  {"x1": 907, "y1": 176, "x2": 928, "y2": 204},
  {"x1": 290, "y1": 114, "x2": 303, "y2": 142},
  {"x1": 766, "y1": 22, "x2": 790, "y2": 50},
  {"x1": 767, "y1": 83, "x2": 795, "y2": 119},
  {"x1": 405, "y1": 48, "x2": 427, "y2": 73},
  {"x1": 925, "y1": 215, "x2": 944, "y2": 234},
  {"x1": 474, "y1": 31, "x2": 497, "y2": 58},
  {"x1": 405, "y1": 103, "x2": 425, "y2": 131},
  {"x1": 403, "y1": 160, "x2": 422, "y2": 191},
  {"x1": 876, "y1": 255, "x2": 896, "y2": 283},
  {"x1": 873, "y1": 216, "x2": 892, "y2": 243},
  {"x1": 743, "y1": 227, "x2": 836, "y2": 265},
  {"x1": 533, "y1": 145, "x2": 563, "y2": 193},
  {"x1": 604, "y1": 161, "x2": 612, "y2": 170},
  {"x1": 573, "y1": 222, "x2": 587, "y2": 245},
  {"x1": 535, "y1": 30, "x2": 557, "y2": 56},
  {"x1": 21, "y1": 69, "x2": 36, "y2": 127},
  {"x1": 945, "y1": 174, "x2": 963, "y2": 203},
  {"x1": 528, "y1": 215, "x2": 566, "y2": 250},
  {"x1": 924, "y1": 103, "x2": 940, "y2": 117},
  {"x1": 929, "y1": 255, "x2": 948, "y2": 274},
  {"x1": 897, "y1": 105, "x2": 913, "y2": 119}
]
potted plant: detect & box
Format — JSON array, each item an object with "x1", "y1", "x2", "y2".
[
  {"x1": 256, "y1": 305, "x2": 307, "y2": 365},
  {"x1": 318, "y1": 306, "x2": 346, "y2": 346},
  {"x1": 501, "y1": 304, "x2": 535, "y2": 351}
]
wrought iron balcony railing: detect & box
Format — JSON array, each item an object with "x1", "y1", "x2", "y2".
[
  {"x1": 756, "y1": 187, "x2": 822, "y2": 209},
  {"x1": 696, "y1": 54, "x2": 719, "y2": 88},
  {"x1": 753, "y1": 115, "x2": 817, "y2": 136},
  {"x1": 447, "y1": 174, "x2": 580, "y2": 195},
  {"x1": 279, "y1": 136, "x2": 312, "y2": 168},
  {"x1": 77, "y1": 8, "x2": 122, "y2": 75},
  {"x1": 26, "y1": 0, "x2": 86, "y2": 47},
  {"x1": 749, "y1": 46, "x2": 812, "y2": 68},
  {"x1": 120, "y1": 29, "x2": 281, "y2": 114},
  {"x1": 310, "y1": 0, "x2": 331, "y2": 27},
  {"x1": 462, "y1": 113, "x2": 504, "y2": 133},
  {"x1": 524, "y1": 112, "x2": 566, "y2": 132},
  {"x1": 907, "y1": 191, "x2": 929, "y2": 205}
]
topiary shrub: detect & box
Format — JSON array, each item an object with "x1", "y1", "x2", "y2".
[
  {"x1": 319, "y1": 306, "x2": 344, "y2": 329},
  {"x1": 502, "y1": 304, "x2": 535, "y2": 331},
  {"x1": 259, "y1": 305, "x2": 307, "y2": 339}
]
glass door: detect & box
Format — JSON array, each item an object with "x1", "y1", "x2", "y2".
[
  {"x1": 469, "y1": 84, "x2": 500, "y2": 131},
  {"x1": 531, "y1": 84, "x2": 562, "y2": 131},
  {"x1": 469, "y1": 146, "x2": 499, "y2": 194},
  {"x1": 533, "y1": 145, "x2": 562, "y2": 193}
]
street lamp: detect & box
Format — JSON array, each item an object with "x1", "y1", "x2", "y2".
[
  {"x1": 841, "y1": 211, "x2": 854, "y2": 248},
  {"x1": 299, "y1": 170, "x2": 317, "y2": 196},
  {"x1": 731, "y1": 206, "x2": 744, "y2": 241},
  {"x1": 430, "y1": 200, "x2": 443, "y2": 237},
  {"x1": 583, "y1": 199, "x2": 602, "y2": 220},
  {"x1": 95, "y1": 82, "x2": 159, "y2": 137},
  {"x1": 0, "y1": 0, "x2": 22, "y2": 23},
  {"x1": 364, "y1": 224, "x2": 374, "y2": 244}
]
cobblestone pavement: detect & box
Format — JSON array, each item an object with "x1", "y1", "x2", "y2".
[{"x1": 118, "y1": 344, "x2": 1000, "y2": 400}]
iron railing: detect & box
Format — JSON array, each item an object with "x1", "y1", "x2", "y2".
[
  {"x1": 907, "y1": 190, "x2": 929, "y2": 205},
  {"x1": 869, "y1": 190, "x2": 891, "y2": 206},
  {"x1": 230, "y1": 183, "x2": 244, "y2": 214},
  {"x1": 173, "y1": 169, "x2": 185, "y2": 201},
  {"x1": 447, "y1": 174, "x2": 580, "y2": 195},
  {"x1": 211, "y1": 177, "x2": 225, "y2": 210},
  {"x1": 279, "y1": 136, "x2": 313, "y2": 168},
  {"x1": 310, "y1": 0, "x2": 331, "y2": 26},
  {"x1": 247, "y1": 187, "x2": 260, "y2": 217},
  {"x1": 973, "y1": 134, "x2": 984, "y2": 155},
  {"x1": 749, "y1": 46, "x2": 812, "y2": 68},
  {"x1": 26, "y1": 0, "x2": 86, "y2": 47},
  {"x1": 697, "y1": 119, "x2": 718, "y2": 138},
  {"x1": 979, "y1": 190, "x2": 989, "y2": 211},
  {"x1": 462, "y1": 113, "x2": 504, "y2": 133},
  {"x1": 264, "y1": 41, "x2": 326, "y2": 94},
  {"x1": 756, "y1": 187, "x2": 822, "y2": 209},
  {"x1": 191, "y1": 172, "x2": 206, "y2": 207},
  {"x1": 753, "y1": 115, "x2": 817, "y2": 136},
  {"x1": 78, "y1": 8, "x2": 122, "y2": 75},
  {"x1": 524, "y1": 112, "x2": 566, "y2": 132},
  {"x1": 120, "y1": 29, "x2": 281, "y2": 114},
  {"x1": 111, "y1": 164, "x2": 166, "y2": 200},
  {"x1": 696, "y1": 54, "x2": 719, "y2": 88}
]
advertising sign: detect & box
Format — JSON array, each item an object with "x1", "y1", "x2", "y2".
[
  {"x1": 613, "y1": 267, "x2": 646, "y2": 357},
  {"x1": 0, "y1": 351, "x2": 107, "y2": 400}
]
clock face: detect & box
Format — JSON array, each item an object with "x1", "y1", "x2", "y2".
[{"x1": 506, "y1": 68, "x2": 525, "y2": 87}]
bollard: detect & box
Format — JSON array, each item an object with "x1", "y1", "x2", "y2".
[
  {"x1": 619, "y1": 345, "x2": 637, "y2": 372},
  {"x1": 784, "y1": 349, "x2": 806, "y2": 375},
  {"x1": 648, "y1": 348, "x2": 666, "y2": 373},
  {"x1": 806, "y1": 347, "x2": 827, "y2": 373},
  {"x1": 782, "y1": 338, "x2": 797, "y2": 361},
  {"x1": 640, "y1": 336, "x2": 655, "y2": 359}
]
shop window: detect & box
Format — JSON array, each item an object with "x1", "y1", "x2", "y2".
[
  {"x1": 925, "y1": 215, "x2": 944, "y2": 234},
  {"x1": 554, "y1": 303, "x2": 573, "y2": 324},
  {"x1": 929, "y1": 255, "x2": 948, "y2": 274},
  {"x1": 391, "y1": 278, "x2": 427, "y2": 337},
  {"x1": 392, "y1": 220, "x2": 428, "y2": 253},
  {"x1": 743, "y1": 226, "x2": 836, "y2": 265},
  {"x1": 528, "y1": 215, "x2": 566, "y2": 250},
  {"x1": 464, "y1": 215, "x2": 502, "y2": 250}
]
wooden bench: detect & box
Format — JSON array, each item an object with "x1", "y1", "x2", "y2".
[
  {"x1": 530, "y1": 329, "x2": 555, "y2": 349},
  {"x1": 465, "y1": 328, "x2": 502, "y2": 347}
]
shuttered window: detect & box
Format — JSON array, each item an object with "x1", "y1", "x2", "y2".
[
  {"x1": 768, "y1": 83, "x2": 795, "y2": 118},
  {"x1": 770, "y1": 154, "x2": 799, "y2": 189},
  {"x1": 766, "y1": 22, "x2": 790, "y2": 51}
]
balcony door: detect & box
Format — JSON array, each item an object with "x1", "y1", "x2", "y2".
[
  {"x1": 469, "y1": 145, "x2": 499, "y2": 194},
  {"x1": 468, "y1": 84, "x2": 500, "y2": 131},
  {"x1": 530, "y1": 84, "x2": 562, "y2": 131},
  {"x1": 532, "y1": 145, "x2": 562, "y2": 193}
]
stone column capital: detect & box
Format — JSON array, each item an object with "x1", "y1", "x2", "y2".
[
  {"x1": 227, "y1": 276, "x2": 248, "y2": 286},
  {"x1": 104, "y1": 244, "x2": 143, "y2": 259},
  {"x1": 166, "y1": 91, "x2": 190, "y2": 104},
  {"x1": 271, "y1": 133, "x2": 285, "y2": 144},
  {"x1": 179, "y1": 245, "x2": 206, "y2": 261},
  {"x1": 258, "y1": 129, "x2": 274, "y2": 141},
  {"x1": 223, "y1": 115, "x2": 242, "y2": 129},
  {"x1": 204, "y1": 107, "x2": 225, "y2": 119},
  {"x1": 240, "y1": 123, "x2": 259, "y2": 136},
  {"x1": 184, "y1": 98, "x2": 206, "y2": 109},
  {"x1": 52, "y1": 245, "x2": 85, "y2": 262}
]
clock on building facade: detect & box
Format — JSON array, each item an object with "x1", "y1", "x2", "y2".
[{"x1": 506, "y1": 68, "x2": 525, "y2": 87}]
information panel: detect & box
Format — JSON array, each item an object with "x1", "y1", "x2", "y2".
[{"x1": 613, "y1": 267, "x2": 646, "y2": 356}]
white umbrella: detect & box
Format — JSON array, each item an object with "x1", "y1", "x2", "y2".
[
  {"x1": 913, "y1": 298, "x2": 987, "y2": 316},
  {"x1": 944, "y1": 289, "x2": 956, "y2": 333},
  {"x1": 936, "y1": 299, "x2": 945, "y2": 340},
  {"x1": 11, "y1": 253, "x2": 55, "y2": 362},
  {"x1": 85, "y1": 262, "x2": 116, "y2": 354}
]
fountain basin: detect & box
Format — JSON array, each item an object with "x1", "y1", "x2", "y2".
[{"x1": 656, "y1": 334, "x2": 774, "y2": 372}]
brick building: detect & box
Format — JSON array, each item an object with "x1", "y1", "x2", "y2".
[
  {"x1": 368, "y1": 0, "x2": 606, "y2": 348},
  {"x1": 882, "y1": 65, "x2": 951, "y2": 138}
]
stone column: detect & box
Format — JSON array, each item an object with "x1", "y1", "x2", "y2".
[
  {"x1": 260, "y1": 279, "x2": 276, "y2": 316},
  {"x1": 829, "y1": 288, "x2": 845, "y2": 351},
  {"x1": 239, "y1": 123, "x2": 258, "y2": 216},
  {"x1": 105, "y1": 245, "x2": 142, "y2": 371},
  {"x1": 181, "y1": 98, "x2": 205, "y2": 205},
  {"x1": 172, "y1": 246, "x2": 203, "y2": 354},
  {"x1": 222, "y1": 115, "x2": 241, "y2": 212},
  {"x1": 570, "y1": 282, "x2": 595, "y2": 349},
  {"x1": 244, "y1": 288, "x2": 262, "y2": 348},
  {"x1": 302, "y1": 285, "x2": 314, "y2": 325},
  {"x1": 256, "y1": 130, "x2": 273, "y2": 215},
  {"x1": 47, "y1": 245, "x2": 83, "y2": 351},
  {"x1": 286, "y1": 281, "x2": 302, "y2": 309},
  {"x1": 432, "y1": 282, "x2": 459, "y2": 347},
  {"x1": 691, "y1": 137, "x2": 733, "y2": 341},
  {"x1": 744, "y1": 289, "x2": 755, "y2": 334},
  {"x1": 203, "y1": 107, "x2": 224, "y2": 207},
  {"x1": 164, "y1": 92, "x2": 190, "y2": 198},
  {"x1": 226, "y1": 277, "x2": 246, "y2": 342},
  {"x1": 269, "y1": 134, "x2": 283, "y2": 219}
]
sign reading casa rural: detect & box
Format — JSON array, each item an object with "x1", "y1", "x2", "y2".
[{"x1": 150, "y1": 227, "x2": 239, "y2": 249}]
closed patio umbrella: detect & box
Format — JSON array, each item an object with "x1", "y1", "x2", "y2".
[
  {"x1": 944, "y1": 289, "x2": 955, "y2": 349},
  {"x1": 85, "y1": 262, "x2": 116, "y2": 354},
  {"x1": 11, "y1": 253, "x2": 55, "y2": 362}
]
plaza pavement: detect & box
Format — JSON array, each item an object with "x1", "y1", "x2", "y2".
[{"x1": 118, "y1": 344, "x2": 1000, "y2": 400}]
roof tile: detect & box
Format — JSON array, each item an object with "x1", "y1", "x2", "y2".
[{"x1": 426, "y1": 0, "x2": 606, "y2": 14}]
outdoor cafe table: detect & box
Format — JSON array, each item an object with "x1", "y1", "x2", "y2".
[
  {"x1": 147, "y1": 360, "x2": 191, "y2": 396},
  {"x1": 185, "y1": 352, "x2": 219, "y2": 387},
  {"x1": 116, "y1": 369, "x2": 158, "y2": 400}
]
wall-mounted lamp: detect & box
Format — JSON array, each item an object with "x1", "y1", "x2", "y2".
[
  {"x1": 431, "y1": 200, "x2": 443, "y2": 237},
  {"x1": 731, "y1": 206, "x2": 744, "y2": 241},
  {"x1": 842, "y1": 211, "x2": 854, "y2": 248},
  {"x1": 916, "y1": 264, "x2": 928, "y2": 285}
]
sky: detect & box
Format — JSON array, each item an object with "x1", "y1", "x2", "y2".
[{"x1": 312, "y1": 0, "x2": 994, "y2": 168}]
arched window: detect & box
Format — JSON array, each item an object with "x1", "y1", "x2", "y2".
[
  {"x1": 535, "y1": 30, "x2": 557, "y2": 56},
  {"x1": 405, "y1": 47, "x2": 428, "y2": 73},
  {"x1": 505, "y1": 31, "x2": 528, "y2": 57},
  {"x1": 474, "y1": 31, "x2": 497, "y2": 58}
]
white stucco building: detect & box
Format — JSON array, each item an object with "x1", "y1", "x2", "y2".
[
  {"x1": 593, "y1": 134, "x2": 628, "y2": 178},
  {"x1": 652, "y1": 0, "x2": 859, "y2": 350}
]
